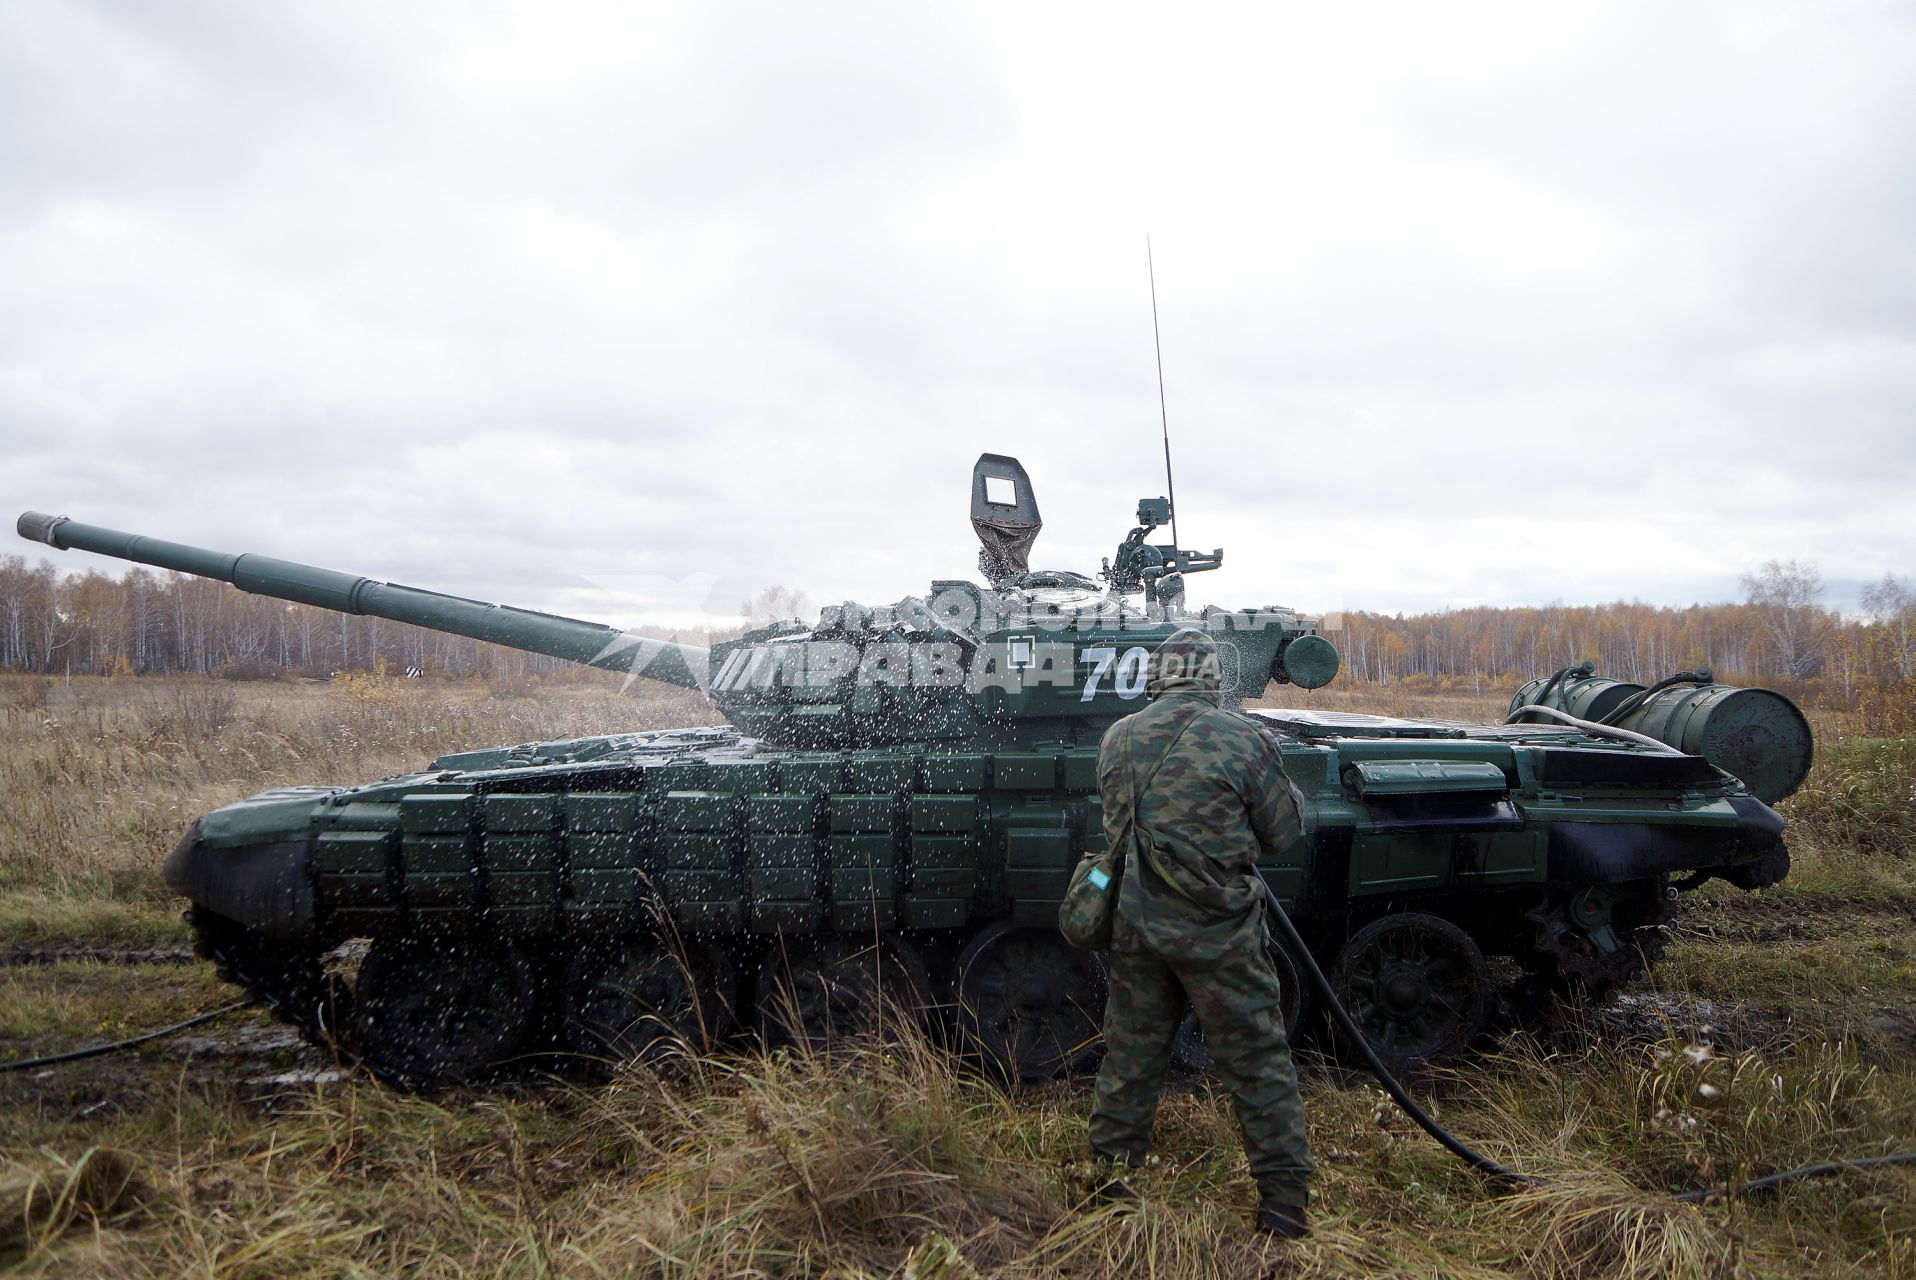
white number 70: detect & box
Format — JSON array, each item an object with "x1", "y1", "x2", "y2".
[{"x1": 1081, "y1": 646, "x2": 1150, "y2": 702}]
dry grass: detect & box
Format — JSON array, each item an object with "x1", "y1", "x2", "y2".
[
  {"x1": 1487, "y1": 1175, "x2": 1731, "y2": 1280},
  {"x1": 0, "y1": 675, "x2": 1912, "y2": 1277},
  {"x1": 0, "y1": 1148, "x2": 154, "y2": 1263},
  {"x1": 0, "y1": 1013, "x2": 1909, "y2": 1279},
  {"x1": 1782, "y1": 735, "x2": 1916, "y2": 857},
  {"x1": 0, "y1": 673, "x2": 712, "y2": 946}
]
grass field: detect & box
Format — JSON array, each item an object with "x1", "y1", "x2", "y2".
[{"x1": 1, "y1": 674, "x2": 1911, "y2": 1278}]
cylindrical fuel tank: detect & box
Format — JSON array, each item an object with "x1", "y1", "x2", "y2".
[
  {"x1": 1613, "y1": 684, "x2": 1813, "y2": 805},
  {"x1": 1508, "y1": 674, "x2": 1646, "y2": 723}
]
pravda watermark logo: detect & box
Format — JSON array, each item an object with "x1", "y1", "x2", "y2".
[
  {"x1": 572, "y1": 572, "x2": 728, "y2": 694},
  {"x1": 575, "y1": 572, "x2": 1329, "y2": 697}
]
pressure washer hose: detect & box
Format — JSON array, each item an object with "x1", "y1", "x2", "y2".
[
  {"x1": 0, "y1": 1001, "x2": 252, "y2": 1073},
  {"x1": 1258, "y1": 881, "x2": 1916, "y2": 1202},
  {"x1": 1257, "y1": 880, "x2": 1534, "y2": 1187}
]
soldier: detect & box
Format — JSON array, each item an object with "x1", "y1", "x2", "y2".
[{"x1": 1088, "y1": 626, "x2": 1315, "y2": 1238}]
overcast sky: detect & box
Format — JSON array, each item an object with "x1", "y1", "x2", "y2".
[{"x1": 3, "y1": 0, "x2": 1912, "y2": 630}]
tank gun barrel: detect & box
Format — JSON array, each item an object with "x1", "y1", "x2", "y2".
[{"x1": 16, "y1": 512, "x2": 708, "y2": 690}]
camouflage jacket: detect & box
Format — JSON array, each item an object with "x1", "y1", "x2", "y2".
[{"x1": 1098, "y1": 628, "x2": 1306, "y2": 966}]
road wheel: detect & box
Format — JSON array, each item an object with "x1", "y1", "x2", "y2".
[
  {"x1": 1331, "y1": 912, "x2": 1491, "y2": 1073},
  {"x1": 356, "y1": 935, "x2": 538, "y2": 1086},
  {"x1": 754, "y1": 934, "x2": 929, "y2": 1050},
  {"x1": 955, "y1": 921, "x2": 1106, "y2": 1081},
  {"x1": 564, "y1": 936, "x2": 735, "y2": 1069}
]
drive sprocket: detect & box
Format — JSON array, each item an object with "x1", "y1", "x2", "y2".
[
  {"x1": 1516, "y1": 879, "x2": 1674, "y2": 1008},
  {"x1": 189, "y1": 909, "x2": 357, "y2": 1061}
]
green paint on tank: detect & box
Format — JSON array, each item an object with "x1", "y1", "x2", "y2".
[{"x1": 18, "y1": 455, "x2": 1804, "y2": 1087}]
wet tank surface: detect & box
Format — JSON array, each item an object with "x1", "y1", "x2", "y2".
[{"x1": 16, "y1": 455, "x2": 1808, "y2": 1088}]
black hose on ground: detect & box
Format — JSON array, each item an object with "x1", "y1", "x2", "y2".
[
  {"x1": 0, "y1": 1001, "x2": 252, "y2": 1073},
  {"x1": 1258, "y1": 880, "x2": 1536, "y2": 1187},
  {"x1": 1676, "y1": 1152, "x2": 1916, "y2": 1201},
  {"x1": 1258, "y1": 881, "x2": 1916, "y2": 1203}
]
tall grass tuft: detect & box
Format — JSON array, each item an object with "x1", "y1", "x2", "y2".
[
  {"x1": 0, "y1": 1148, "x2": 153, "y2": 1265},
  {"x1": 1783, "y1": 735, "x2": 1916, "y2": 857},
  {"x1": 2, "y1": 997, "x2": 1911, "y2": 1277},
  {"x1": 1488, "y1": 1173, "x2": 1731, "y2": 1280}
]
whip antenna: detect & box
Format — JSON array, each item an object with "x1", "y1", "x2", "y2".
[{"x1": 1146, "y1": 236, "x2": 1180, "y2": 552}]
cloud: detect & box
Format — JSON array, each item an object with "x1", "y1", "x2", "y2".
[{"x1": 1, "y1": 0, "x2": 1911, "y2": 629}]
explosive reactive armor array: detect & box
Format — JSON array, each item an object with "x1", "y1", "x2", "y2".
[{"x1": 17, "y1": 455, "x2": 1803, "y2": 1084}]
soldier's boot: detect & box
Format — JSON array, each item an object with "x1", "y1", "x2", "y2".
[
  {"x1": 1254, "y1": 1196, "x2": 1310, "y2": 1239},
  {"x1": 1083, "y1": 1154, "x2": 1140, "y2": 1207}
]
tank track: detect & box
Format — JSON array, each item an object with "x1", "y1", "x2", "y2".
[
  {"x1": 1514, "y1": 881, "x2": 1675, "y2": 1016},
  {"x1": 188, "y1": 909, "x2": 359, "y2": 1063}
]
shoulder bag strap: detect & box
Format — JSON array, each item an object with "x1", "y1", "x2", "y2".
[{"x1": 1123, "y1": 704, "x2": 1211, "y2": 901}]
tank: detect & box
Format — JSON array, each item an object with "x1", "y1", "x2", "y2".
[{"x1": 15, "y1": 455, "x2": 1799, "y2": 1083}]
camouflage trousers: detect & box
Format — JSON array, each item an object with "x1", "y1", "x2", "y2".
[{"x1": 1089, "y1": 940, "x2": 1314, "y2": 1204}]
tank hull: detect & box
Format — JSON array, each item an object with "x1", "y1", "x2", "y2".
[{"x1": 167, "y1": 708, "x2": 1789, "y2": 1084}]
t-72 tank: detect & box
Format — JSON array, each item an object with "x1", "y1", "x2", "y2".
[{"x1": 16, "y1": 455, "x2": 1807, "y2": 1084}]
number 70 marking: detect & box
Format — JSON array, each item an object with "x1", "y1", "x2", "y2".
[{"x1": 1081, "y1": 646, "x2": 1150, "y2": 702}]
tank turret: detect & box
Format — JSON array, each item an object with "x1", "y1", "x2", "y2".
[{"x1": 709, "y1": 455, "x2": 1336, "y2": 747}]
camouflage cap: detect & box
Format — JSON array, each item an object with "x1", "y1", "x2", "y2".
[{"x1": 1150, "y1": 626, "x2": 1222, "y2": 699}]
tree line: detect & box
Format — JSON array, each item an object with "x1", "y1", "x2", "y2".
[
  {"x1": 1337, "y1": 561, "x2": 1913, "y2": 686},
  {"x1": 0, "y1": 556, "x2": 647, "y2": 682},
  {"x1": 1330, "y1": 560, "x2": 1913, "y2": 730},
  {"x1": 4, "y1": 553, "x2": 1912, "y2": 722}
]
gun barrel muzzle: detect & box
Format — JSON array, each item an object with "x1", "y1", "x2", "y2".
[{"x1": 17, "y1": 511, "x2": 69, "y2": 548}]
